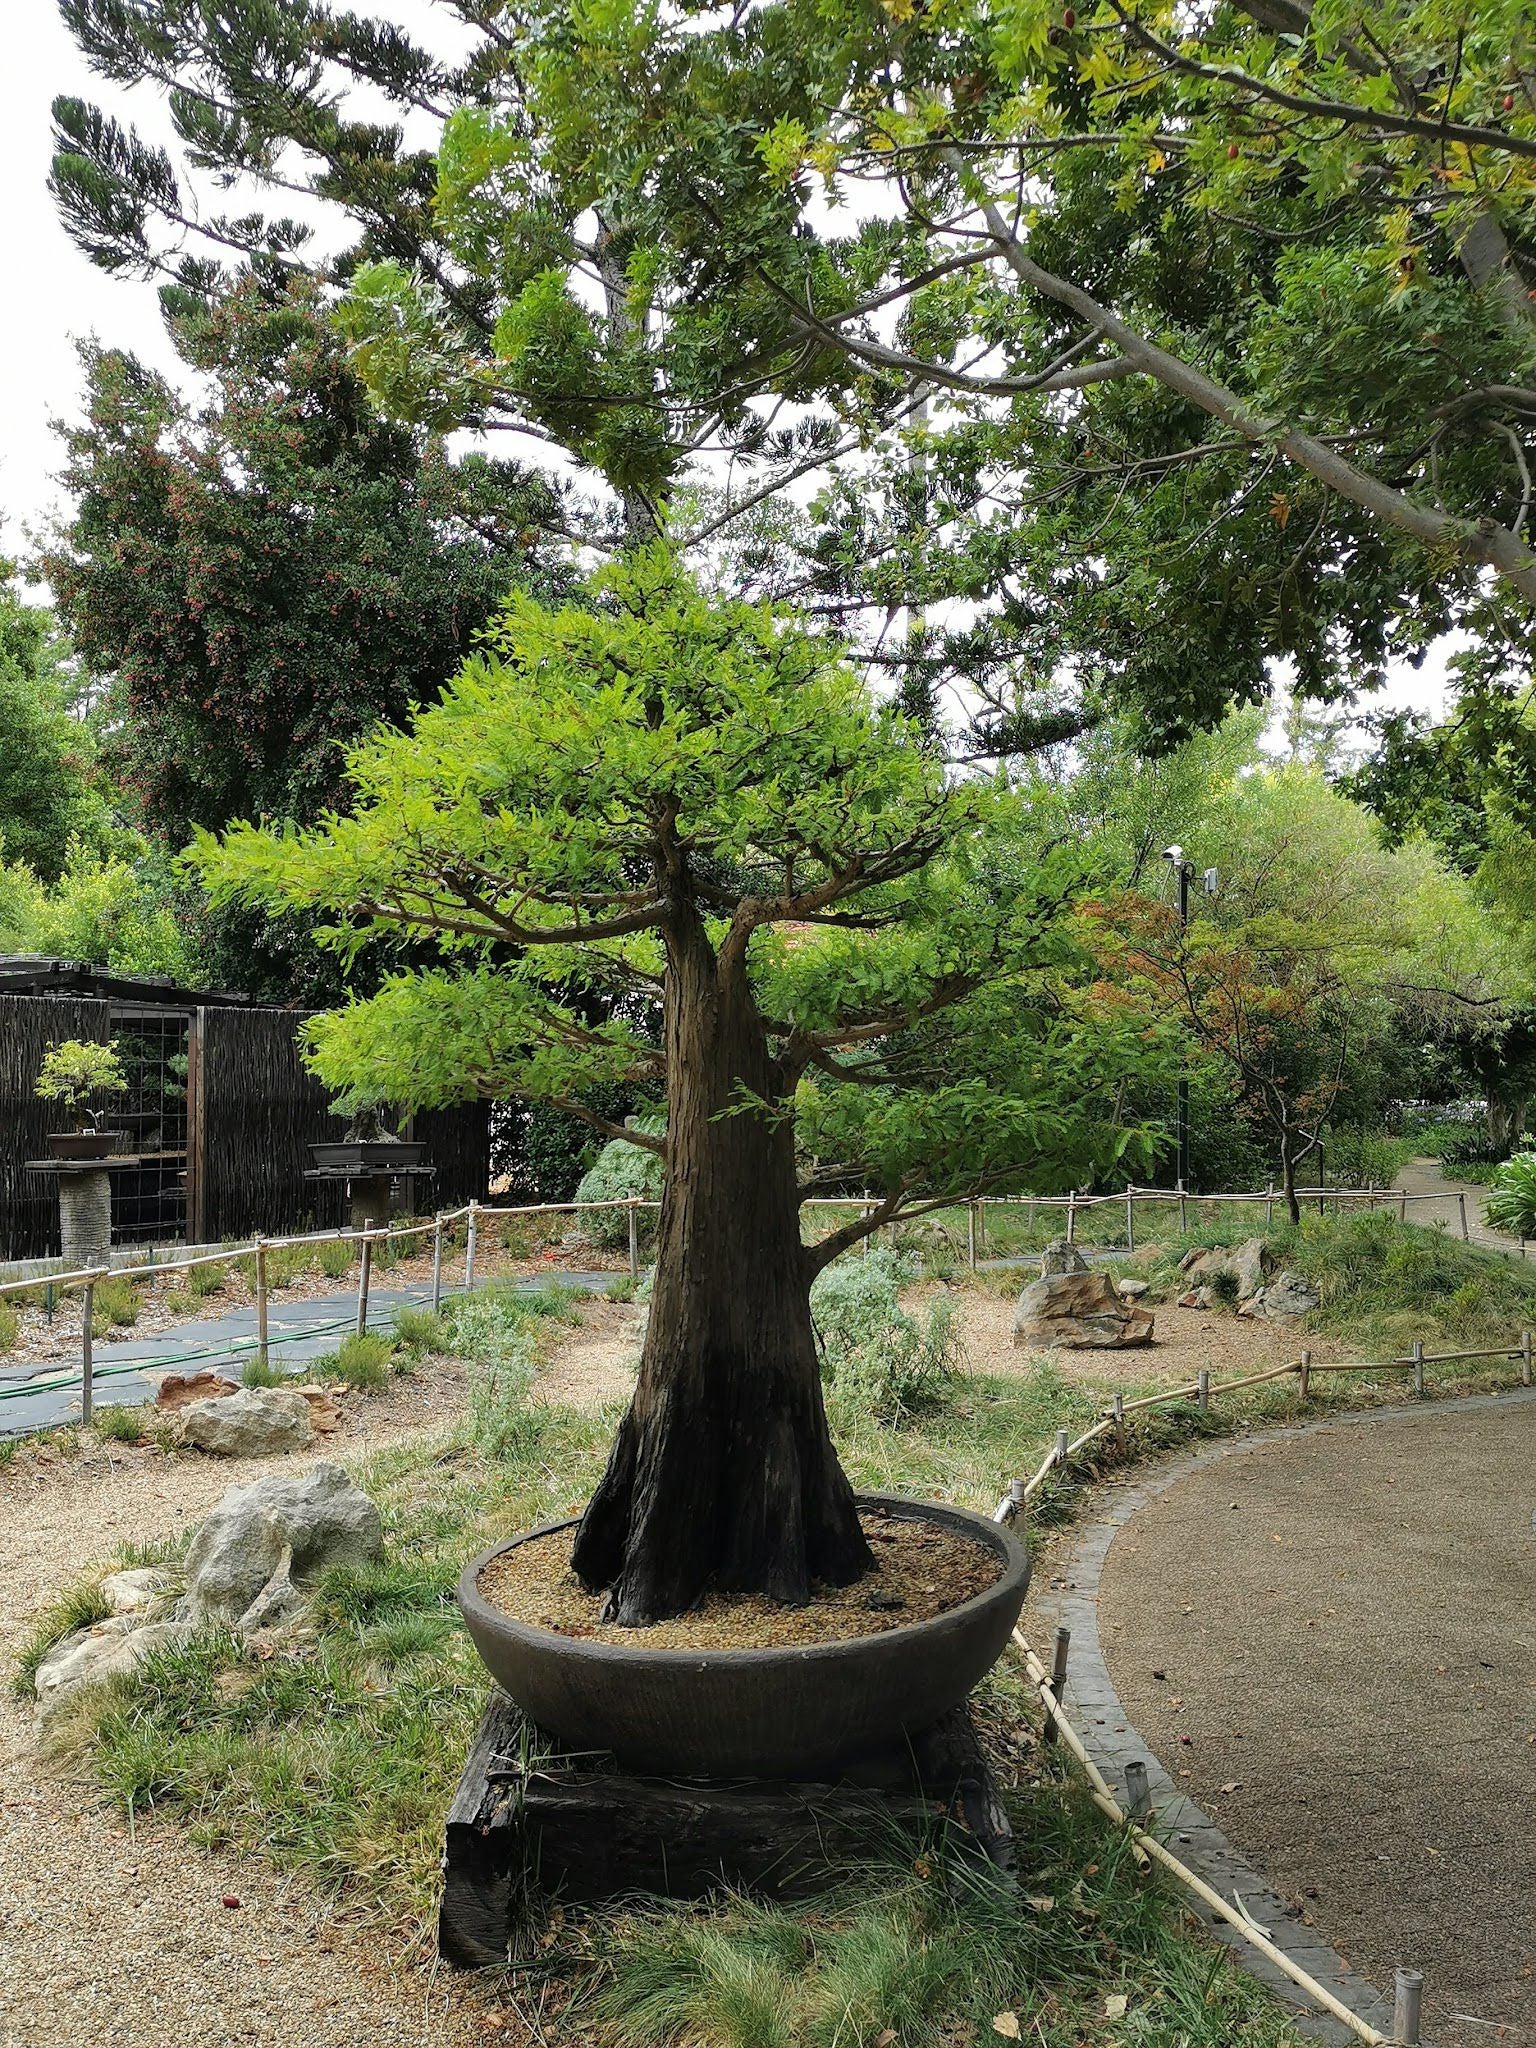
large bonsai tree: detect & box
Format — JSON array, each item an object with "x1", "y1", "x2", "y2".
[{"x1": 199, "y1": 552, "x2": 1148, "y2": 1623}]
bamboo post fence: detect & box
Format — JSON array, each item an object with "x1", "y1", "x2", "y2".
[
  {"x1": 80, "y1": 1276, "x2": 97, "y2": 1427},
  {"x1": 254, "y1": 1240, "x2": 269, "y2": 1373},
  {"x1": 464, "y1": 1199, "x2": 479, "y2": 1295},
  {"x1": 431, "y1": 1216, "x2": 445, "y2": 1316},
  {"x1": 627, "y1": 1198, "x2": 640, "y2": 1280}
]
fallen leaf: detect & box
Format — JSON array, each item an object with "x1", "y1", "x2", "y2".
[
  {"x1": 875, "y1": 2033, "x2": 898, "y2": 2047},
  {"x1": 1219, "y1": 1781, "x2": 1243, "y2": 1795},
  {"x1": 1105, "y1": 1993, "x2": 1129, "y2": 2019},
  {"x1": 1025, "y1": 1895, "x2": 1055, "y2": 1914},
  {"x1": 992, "y1": 2014, "x2": 1021, "y2": 2039}
]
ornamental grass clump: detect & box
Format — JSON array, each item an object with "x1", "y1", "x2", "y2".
[
  {"x1": 1486, "y1": 1153, "x2": 1536, "y2": 1238},
  {"x1": 810, "y1": 1250, "x2": 964, "y2": 1426}
]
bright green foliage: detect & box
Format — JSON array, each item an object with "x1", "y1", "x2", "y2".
[
  {"x1": 810, "y1": 1249, "x2": 964, "y2": 1424},
  {"x1": 320, "y1": 1333, "x2": 397, "y2": 1391},
  {"x1": 196, "y1": 554, "x2": 1153, "y2": 1220},
  {"x1": 573, "y1": 1125, "x2": 664, "y2": 1250},
  {"x1": 0, "y1": 1300, "x2": 18, "y2": 1353},
  {"x1": 91, "y1": 1278, "x2": 142, "y2": 1333},
  {"x1": 0, "y1": 580, "x2": 109, "y2": 882},
  {"x1": 93, "y1": 1405, "x2": 148, "y2": 1444},
  {"x1": 1486, "y1": 1155, "x2": 1536, "y2": 1238},
  {"x1": 391, "y1": 1305, "x2": 450, "y2": 1354},
  {"x1": 316, "y1": 1240, "x2": 355, "y2": 1280},
  {"x1": 0, "y1": 839, "x2": 195, "y2": 982},
  {"x1": 34, "y1": 1039, "x2": 127, "y2": 1117}
]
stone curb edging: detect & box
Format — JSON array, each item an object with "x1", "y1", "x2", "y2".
[{"x1": 1027, "y1": 1385, "x2": 1536, "y2": 2044}]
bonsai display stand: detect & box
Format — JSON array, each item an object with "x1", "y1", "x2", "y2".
[{"x1": 440, "y1": 1689, "x2": 1013, "y2": 1967}]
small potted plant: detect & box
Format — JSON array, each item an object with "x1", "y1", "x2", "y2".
[{"x1": 35, "y1": 1039, "x2": 129, "y2": 1160}]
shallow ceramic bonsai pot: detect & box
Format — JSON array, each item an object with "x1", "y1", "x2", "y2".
[
  {"x1": 45, "y1": 1129, "x2": 122, "y2": 1162},
  {"x1": 456, "y1": 1492, "x2": 1031, "y2": 1780},
  {"x1": 308, "y1": 1139, "x2": 426, "y2": 1172}
]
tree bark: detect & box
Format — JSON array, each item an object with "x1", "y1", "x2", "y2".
[{"x1": 571, "y1": 909, "x2": 873, "y2": 1623}]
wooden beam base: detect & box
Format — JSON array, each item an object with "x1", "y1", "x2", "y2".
[{"x1": 440, "y1": 1690, "x2": 1014, "y2": 1967}]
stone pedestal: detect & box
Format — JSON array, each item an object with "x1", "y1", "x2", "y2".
[
  {"x1": 25, "y1": 1162, "x2": 113, "y2": 1267},
  {"x1": 348, "y1": 1174, "x2": 395, "y2": 1233}
]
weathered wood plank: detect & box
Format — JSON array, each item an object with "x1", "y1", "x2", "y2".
[{"x1": 439, "y1": 1692, "x2": 1014, "y2": 1967}]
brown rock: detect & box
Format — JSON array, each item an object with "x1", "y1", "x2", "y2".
[
  {"x1": 153, "y1": 1369, "x2": 239, "y2": 1411},
  {"x1": 1012, "y1": 1270, "x2": 1155, "y2": 1351}
]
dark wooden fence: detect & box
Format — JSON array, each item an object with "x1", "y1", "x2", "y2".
[
  {"x1": 0, "y1": 995, "x2": 111, "y2": 1259},
  {"x1": 2, "y1": 992, "x2": 490, "y2": 1257}
]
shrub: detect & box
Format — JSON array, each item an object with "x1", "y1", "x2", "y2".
[
  {"x1": 0, "y1": 1298, "x2": 18, "y2": 1353},
  {"x1": 573, "y1": 1121, "x2": 664, "y2": 1249},
  {"x1": 810, "y1": 1249, "x2": 964, "y2": 1425},
  {"x1": 187, "y1": 1260, "x2": 227, "y2": 1298},
  {"x1": 317, "y1": 1238, "x2": 355, "y2": 1279},
  {"x1": 393, "y1": 1305, "x2": 449, "y2": 1353},
  {"x1": 91, "y1": 1277, "x2": 142, "y2": 1332},
  {"x1": 1321, "y1": 1127, "x2": 1416, "y2": 1189},
  {"x1": 1486, "y1": 1154, "x2": 1536, "y2": 1238},
  {"x1": 262, "y1": 1245, "x2": 309, "y2": 1289},
  {"x1": 317, "y1": 1332, "x2": 397, "y2": 1391},
  {"x1": 241, "y1": 1354, "x2": 287, "y2": 1389},
  {"x1": 93, "y1": 1404, "x2": 147, "y2": 1443}
]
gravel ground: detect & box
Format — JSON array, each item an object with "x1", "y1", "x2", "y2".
[
  {"x1": 1097, "y1": 1399, "x2": 1536, "y2": 2048},
  {"x1": 0, "y1": 1296, "x2": 634, "y2": 2048}
]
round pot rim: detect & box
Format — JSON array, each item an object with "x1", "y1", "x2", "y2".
[{"x1": 456, "y1": 1490, "x2": 1030, "y2": 1670}]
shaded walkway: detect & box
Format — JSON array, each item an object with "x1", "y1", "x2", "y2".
[{"x1": 1397, "y1": 1154, "x2": 1526, "y2": 1255}]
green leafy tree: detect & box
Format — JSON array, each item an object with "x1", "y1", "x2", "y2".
[
  {"x1": 198, "y1": 553, "x2": 1149, "y2": 1621},
  {"x1": 41, "y1": 274, "x2": 565, "y2": 840},
  {"x1": 0, "y1": 578, "x2": 108, "y2": 880},
  {"x1": 1089, "y1": 766, "x2": 1520, "y2": 1217}
]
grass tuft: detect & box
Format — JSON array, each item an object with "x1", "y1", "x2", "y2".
[
  {"x1": 317, "y1": 1332, "x2": 397, "y2": 1391},
  {"x1": 317, "y1": 1239, "x2": 355, "y2": 1279},
  {"x1": 93, "y1": 1404, "x2": 148, "y2": 1444},
  {"x1": 14, "y1": 1576, "x2": 113, "y2": 1698},
  {"x1": 91, "y1": 1277, "x2": 142, "y2": 1332},
  {"x1": 392, "y1": 1304, "x2": 449, "y2": 1353}
]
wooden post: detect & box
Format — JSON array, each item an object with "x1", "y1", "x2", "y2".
[
  {"x1": 1458, "y1": 1190, "x2": 1470, "y2": 1241},
  {"x1": 1412, "y1": 1338, "x2": 1424, "y2": 1399},
  {"x1": 1124, "y1": 1758, "x2": 1152, "y2": 1821},
  {"x1": 1007, "y1": 1477, "x2": 1029, "y2": 1521},
  {"x1": 1366, "y1": 1183, "x2": 1376, "y2": 1214},
  {"x1": 81, "y1": 1278, "x2": 96, "y2": 1427},
  {"x1": 1125, "y1": 1192, "x2": 1135, "y2": 1252},
  {"x1": 1265, "y1": 1181, "x2": 1275, "y2": 1227},
  {"x1": 1178, "y1": 1178, "x2": 1188, "y2": 1233},
  {"x1": 967, "y1": 1201, "x2": 978, "y2": 1272},
  {"x1": 1043, "y1": 1624, "x2": 1071, "y2": 1743},
  {"x1": 356, "y1": 1231, "x2": 373, "y2": 1337},
  {"x1": 862, "y1": 1202, "x2": 874, "y2": 1257},
  {"x1": 254, "y1": 1239, "x2": 269, "y2": 1373},
  {"x1": 1398, "y1": 1187, "x2": 1408, "y2": 1223},
  {"x1": 976, "y1": 1200, "x2": 985, "y2": 1256},
  {"x1": 1197, "y1": 1368, "x2": 1210, "y2": 1412},
  {"x1": 1065, "y1": 1191, "x2": 1077, "y2": 1244},
  {"x1": 465, "y1": 1200, "x2": 479, "y2": 1293},
  {"x1": 1298, "y1": 1348, "x2": 1312, "y2": 1401},
  {"x1": 627, "y1": 1198, "x2": 640, "y2": 1280},
  {"x1": 1055, "y1": 1427, "x2": 1069, "y2": 1465},
  {"x1": 1522, "y1": 1329, "x2": 1532, "y2": 1388},
  {"x1": 1392, "y1": 1968, "x2": 1423, "y2": 2046},
  {"x1": 1112, "y1": 1389, "x2": 1127, "y2": 1453},
  {"x1": 431, "y1": 1215, "x2": 444, "y2": 1315}
]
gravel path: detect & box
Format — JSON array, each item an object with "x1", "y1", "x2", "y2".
[
  {"x1": 1097, "y1": 1396, "x2": 1536, "y2": 2048},
  {"x1": 1397, "y1": 1154, "x2": 1526, "y2": 1254},
  {"x1": 0, "y1": 1295, "x2": 636, "y2": 2048}
]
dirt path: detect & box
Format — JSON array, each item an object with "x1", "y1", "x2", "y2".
[
  {"x1": 1097, "y1": 1397, "x2": 1536, "y2": 2048},
  {"x1": 0, "y1": 1296, "x2": 635, "y2": 2048},
  {"x1": 1398, "y1": 1154, "x2": 1526, "y2": 1254}
]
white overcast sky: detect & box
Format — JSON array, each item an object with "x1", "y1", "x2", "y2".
[{"x1": 0, "y1": 1, "x2": 1454, "y2": 737}]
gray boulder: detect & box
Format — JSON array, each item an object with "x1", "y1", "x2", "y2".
[
  {"x1": 99, "y1": 1567, "x2": 167, "y2": 1616},
  {"x1": 35, "y1": 1617, "x2": 193, "y2": 1722},
  {"x1": 1039, "y1": 1237, "x2": 1090, "y2": 1277},
  {"x1": 175, "y1": 1387, "x2": 315, "y2": 1458},
  {"x1": 1178, "y1": 1236, "x2": 1270, "y2": 1308},
  {"x1": 182, "y1": 1461, "x2": 383, "y2": 1627},
  {"x1": 1242, "y1": 1270, "x2": 1321, "y2": 1319},
  {"x1": 1014, "y1": 1269, "x2": 1155, "y2": 1351}
]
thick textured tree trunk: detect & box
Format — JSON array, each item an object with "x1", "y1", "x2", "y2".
[{"x1": 571, "y1": 914, "x2": 873, "y2": 1624}]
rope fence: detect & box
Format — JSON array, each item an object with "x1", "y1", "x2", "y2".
[{"x1": 984, "y1": 1332, "x2": 1522, "y2": 2043}]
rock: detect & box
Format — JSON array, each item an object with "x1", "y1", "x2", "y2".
[
  {"x1": 1014, "y1": 1270, "x2": 1155, "y2": 1351},
  {"x1": 154, "y1": 1369, "x2": 239, "y2": 1411},
  {"x1": 1117, "y1": 1277, "x2": 1150, "y2": 1300},
  {"x1": 235, "y1": 1546, "x2": 308, "y2": 1635},
  {"x1": 182, "y1": 1461, "x2": 383, "y2": 1627},
  {"x1": 35, "y1": 1617, "x2": 194, "y2": 1721},
  {"x1": 291, "y1": 1385, "x2": 345, "y2": 1433},
  {"x1": 1242, "y1": 1270, "x2": 1321, "y2": 1319},
  {"x1": 1179, "y1": 1237, "x2": 1270, "y2": 1304},
  {"x1": 175, "y1": 1387, "x2": 315, "y2": 1457},
  {"x1": 99, "y1": 1567, "x2": 167, "y2": 1616},
  {"x1": 1039, "y1": 1237, "x2": 1090, "y2": 1277}
]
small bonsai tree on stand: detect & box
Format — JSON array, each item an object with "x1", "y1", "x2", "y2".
[
  {"x1": 35, "y1": 1039, "x2": 128, "y2": 1132},
  {"x1": 199, "y1": 554, "x2": 1149, "y2": 1623}
]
